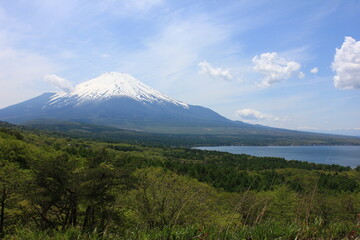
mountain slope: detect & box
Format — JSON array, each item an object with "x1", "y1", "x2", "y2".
[{"x1": 0, "y1": 72, "x2": 234, "y2": 131}]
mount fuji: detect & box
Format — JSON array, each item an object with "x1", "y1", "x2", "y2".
[
  {"x1": 1, "y1": 72, "x2": 360, "y2": 145},
  {"x1": 0, "y1": 72, "x2": 238, "y2": 132}
]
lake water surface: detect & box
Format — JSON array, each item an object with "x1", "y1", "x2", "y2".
[{"x1": 194, "y1": 146, "x2": 360, "y2": 168}]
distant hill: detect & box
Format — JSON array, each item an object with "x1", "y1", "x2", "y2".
[{"x1": 20, "y1": 120, "x2": 360, "y2": 147}]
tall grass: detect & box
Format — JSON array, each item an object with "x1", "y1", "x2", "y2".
[
  {"x1": 3, "y1": 227, "x2": 115, "y2": 240},
  {"x1": 3, "y1": 220, "x2": 358, "y2": 240}
]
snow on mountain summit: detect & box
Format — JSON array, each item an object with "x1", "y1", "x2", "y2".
[{"x1": 48, "y1": 72, "x2": 188, "y2": 108}]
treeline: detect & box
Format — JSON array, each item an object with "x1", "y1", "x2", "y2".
[
  {"x1": 0, "y1": 125, "x2": 359, "y2": 239},
  {"x1": 159, "y1": 149, "x2": 358, "y2": 193}
]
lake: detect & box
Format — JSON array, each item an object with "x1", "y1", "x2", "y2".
[{"x1": 194, "y1": 145, "x2": 360, "y2": 168}]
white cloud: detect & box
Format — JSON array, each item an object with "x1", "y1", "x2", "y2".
[
  {"x1": 298, "y1": 71, "x2": 305, "y2": 79},
  {"x1": 44, "y1": 74, "x2": 74, "y2": 93},
  {"x1": 198, "y1": 61, "x2": 233, "y2": 81},
  {"x1": 236, "y1": 108, "x2": 279, "y2": 121},
  {"x1": 332, "y1": 36, "x2": 360, "y2": 89},
  {"x1": 252, "y1": 52, "x2": 301, "y2": 87},
  {"x1": 310, "y1": 67, "x2": 318, "y2": 74}
]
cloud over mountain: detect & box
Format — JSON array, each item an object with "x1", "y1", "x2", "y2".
[{"x1": 44, "y1": 74, "x2": 74, "y2": 93}]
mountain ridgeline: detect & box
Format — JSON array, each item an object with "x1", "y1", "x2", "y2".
[{"x1": 0, "y1": 72, "x2": 359, "y2": 145}]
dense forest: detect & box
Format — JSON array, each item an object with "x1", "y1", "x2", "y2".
[{"x1": 0, "y1": 122, "x2": 359, "y2": 239}]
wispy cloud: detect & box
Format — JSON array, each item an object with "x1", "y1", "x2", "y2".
[
  {"x1": 332, "y1": 36, "x2": 360, "y2": 90},
  {"x1": 117, "y1": 15, "x2": 232, "y2": 90},
  {"x1": 252, "y1": 52, "x2": 301, "y2": 87},
  {"x1": 122, "y1": 0, "x2": 163, "y2": 11},
  {"x1": 198, "y1": 61, "x2": 233, "y2": 81},
  {"x1": 92, "y1": 0, "x2": 164, "y2": 17}
]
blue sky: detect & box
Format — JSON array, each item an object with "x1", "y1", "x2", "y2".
[{"x1": 0, "y1": 0, "x2": 359, "y2": 134}]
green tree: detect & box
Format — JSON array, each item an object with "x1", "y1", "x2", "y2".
[
  {"x1": 80, "y1": 149, "x2": 120, "y2": 234},
  {"x1": 26, "y1": 152, "x2": 81, "y2": 230},
  {"x1": 0, "y1": 160, "x2": 26, "y2": 238},
  {"x1": 0, "y1": 139, "x2": 32, "y2": 168},
  {"x1": 128, "y1": 167, "x2": 214, "y2": 229},
  {"x1": 268, "y1": 185, "x2": 298, "y2": 222}
]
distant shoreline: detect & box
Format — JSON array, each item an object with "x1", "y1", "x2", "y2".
[{"x1": 194, "y1": 145, "x2": 360, "y2": 168}]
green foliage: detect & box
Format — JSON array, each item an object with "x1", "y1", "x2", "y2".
[
  {"x1": 0, "y1": 160, "x2": 28, "y2": 237},
  {"x1": 0, "y1": 123, "x2": 359, "y2": 239},
  {"x1": 267, "y1": 185, "x2": 298, "y2": 222}
]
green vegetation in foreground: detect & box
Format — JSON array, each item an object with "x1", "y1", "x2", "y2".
[{"x1": 0, "y1": 123, "x2": 360, "y2": 239}]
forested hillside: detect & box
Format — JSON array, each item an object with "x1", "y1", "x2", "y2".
[
  {"x1": 24, "y1": 120, "x2": 360, "y2": 147},
  {"x1": 0, "y1": 123, "x2": 359, "y2": 239}
]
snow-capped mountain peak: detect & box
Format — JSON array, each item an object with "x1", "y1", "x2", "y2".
[{"x1": 48, "y1": 72, "x2": 188, "y2": 108}]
